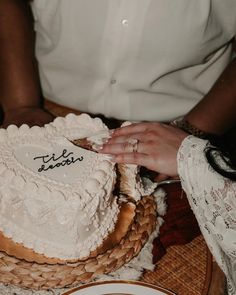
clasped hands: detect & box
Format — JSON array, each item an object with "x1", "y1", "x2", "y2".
[{"x1": 99, "y1": 122, "x2": 188, "y2": 181}]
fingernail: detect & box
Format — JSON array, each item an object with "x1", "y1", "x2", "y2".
[
  {"x1": 103, "y1": 154, "x2": 115, "y2": 161},
  {"x1": 101, "y1": 137, "x2": 109, "y2": 144},
  {"x1": 88, "y1": 135, "x2": 111, "y2": 143},
  {"x1": 92, "y1": 144, "x2": 103, "y2": 151}
]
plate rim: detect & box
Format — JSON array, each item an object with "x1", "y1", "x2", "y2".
[{"x1": 62, "y1": 280, "x2": 176, "y2": 295}]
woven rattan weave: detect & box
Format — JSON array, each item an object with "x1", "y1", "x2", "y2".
[{"x1": 0, "y1": 195, "x2": 157, "y2": 290}]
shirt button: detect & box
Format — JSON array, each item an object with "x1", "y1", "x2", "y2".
[
  {"x1": 110, "y1": 79, "x2": 116, "y2": 84},
  {"x1": 121, "y1": 19, "x2": 128, "y2": 26}
]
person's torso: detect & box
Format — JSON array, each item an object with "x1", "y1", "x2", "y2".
[{"x1": 31, "y1": 0, "x2": 236, "y2": 121}]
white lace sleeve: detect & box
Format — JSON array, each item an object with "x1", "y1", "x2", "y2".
[{"x1": 177, "y1": 136, "x2": 236, "y2": 295}]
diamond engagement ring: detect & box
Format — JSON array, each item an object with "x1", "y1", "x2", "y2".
[{"x1": 128, "y1": 138, "x2": 139, "y2": 153}]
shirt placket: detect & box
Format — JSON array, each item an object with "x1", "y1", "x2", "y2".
[
  {"x1": 88, "y1": 0, "x2": 150, "y2": 118},
  {"x1": 104, "y1": 0, "x2": 137, "y2": 117}
]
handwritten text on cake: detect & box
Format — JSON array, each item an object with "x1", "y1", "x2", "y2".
[{"x1": 33, "y1": 149, "x2": 84, "y2": 172}]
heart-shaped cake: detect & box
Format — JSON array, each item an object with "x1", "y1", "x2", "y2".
[{"x1": 0, "y1": 113, "x2": 154, "y2": 264}]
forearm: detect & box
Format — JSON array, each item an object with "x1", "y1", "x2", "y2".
[
  {"x1": 185, "y1": 43, "x2": 236, "y2": 136},
  {"x1": 177, "y1": 136, "x2": 236, "y2": 287},
  {"x1": 0, "y1": 0, "x2": 41, "y2": 112}
]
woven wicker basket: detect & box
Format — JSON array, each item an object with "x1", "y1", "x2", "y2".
[{"x1": 0, "y1": 195, "x2": 157, "y2": 290}]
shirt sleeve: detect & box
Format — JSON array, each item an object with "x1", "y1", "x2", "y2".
[{"x1": 177, "y1": 135, "x2": 236, "y2": 294}]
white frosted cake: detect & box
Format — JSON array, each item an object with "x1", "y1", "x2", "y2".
[{"x1": 0, "y1": 113, "x2": 156, "y2": 264}]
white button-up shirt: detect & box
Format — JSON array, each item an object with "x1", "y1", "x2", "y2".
[{"x1": 31, "y1": 0, "x2": 236, "y2": 121}]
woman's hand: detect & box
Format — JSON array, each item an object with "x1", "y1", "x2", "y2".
[
  {"x1": 2, "y1": 106, "x2": 54, "y2": 128},
  {"x1": 100, "y1": 122, "x2": 188, "y2": 178}
]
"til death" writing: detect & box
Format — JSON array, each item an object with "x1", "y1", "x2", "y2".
[{"x1": 33, "y1": 149, "x2": 84, "y2": 172}]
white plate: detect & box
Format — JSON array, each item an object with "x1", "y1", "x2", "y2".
[{"x1": 62, "y1": 281, "x2": 176, "y2": 295}]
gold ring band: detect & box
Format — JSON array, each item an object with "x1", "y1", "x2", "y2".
[{"x1": 128, "y1": 138, "x2": 139, "y2": 153}]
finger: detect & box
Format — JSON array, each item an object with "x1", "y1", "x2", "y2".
[
  {"x1": 113, "y1": 123, "x2": 153, "y2": 137},
  {"x1": 101, "y1": 140, "x2": 157, "y2": 155},
  {"x1": 112, "y1": 152, "x2": 154, "y2": 169},
  {"x1": 111, "y1": 125, "x2": 162, "y2": 143},
  {"x1": 154, "y1": 173, "x2": 170, "y2": 182},
  {"x1": 100, "y1": 142, "x2": 140, "y2": 154},
  {"x1": 107, "y1": 132, "x2": 148, "y2": 144}
]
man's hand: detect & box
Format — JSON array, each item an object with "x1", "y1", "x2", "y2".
[{"x1": 2, "y1": 106, "x2": 54, "y2": 128}]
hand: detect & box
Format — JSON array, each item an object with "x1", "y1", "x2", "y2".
[
  {"x1": 100, "y1": 122, "x2": 188, "y2": 177},
  {"x1": 2, "y1": 106, "x2": 54, "y2": 128}
]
